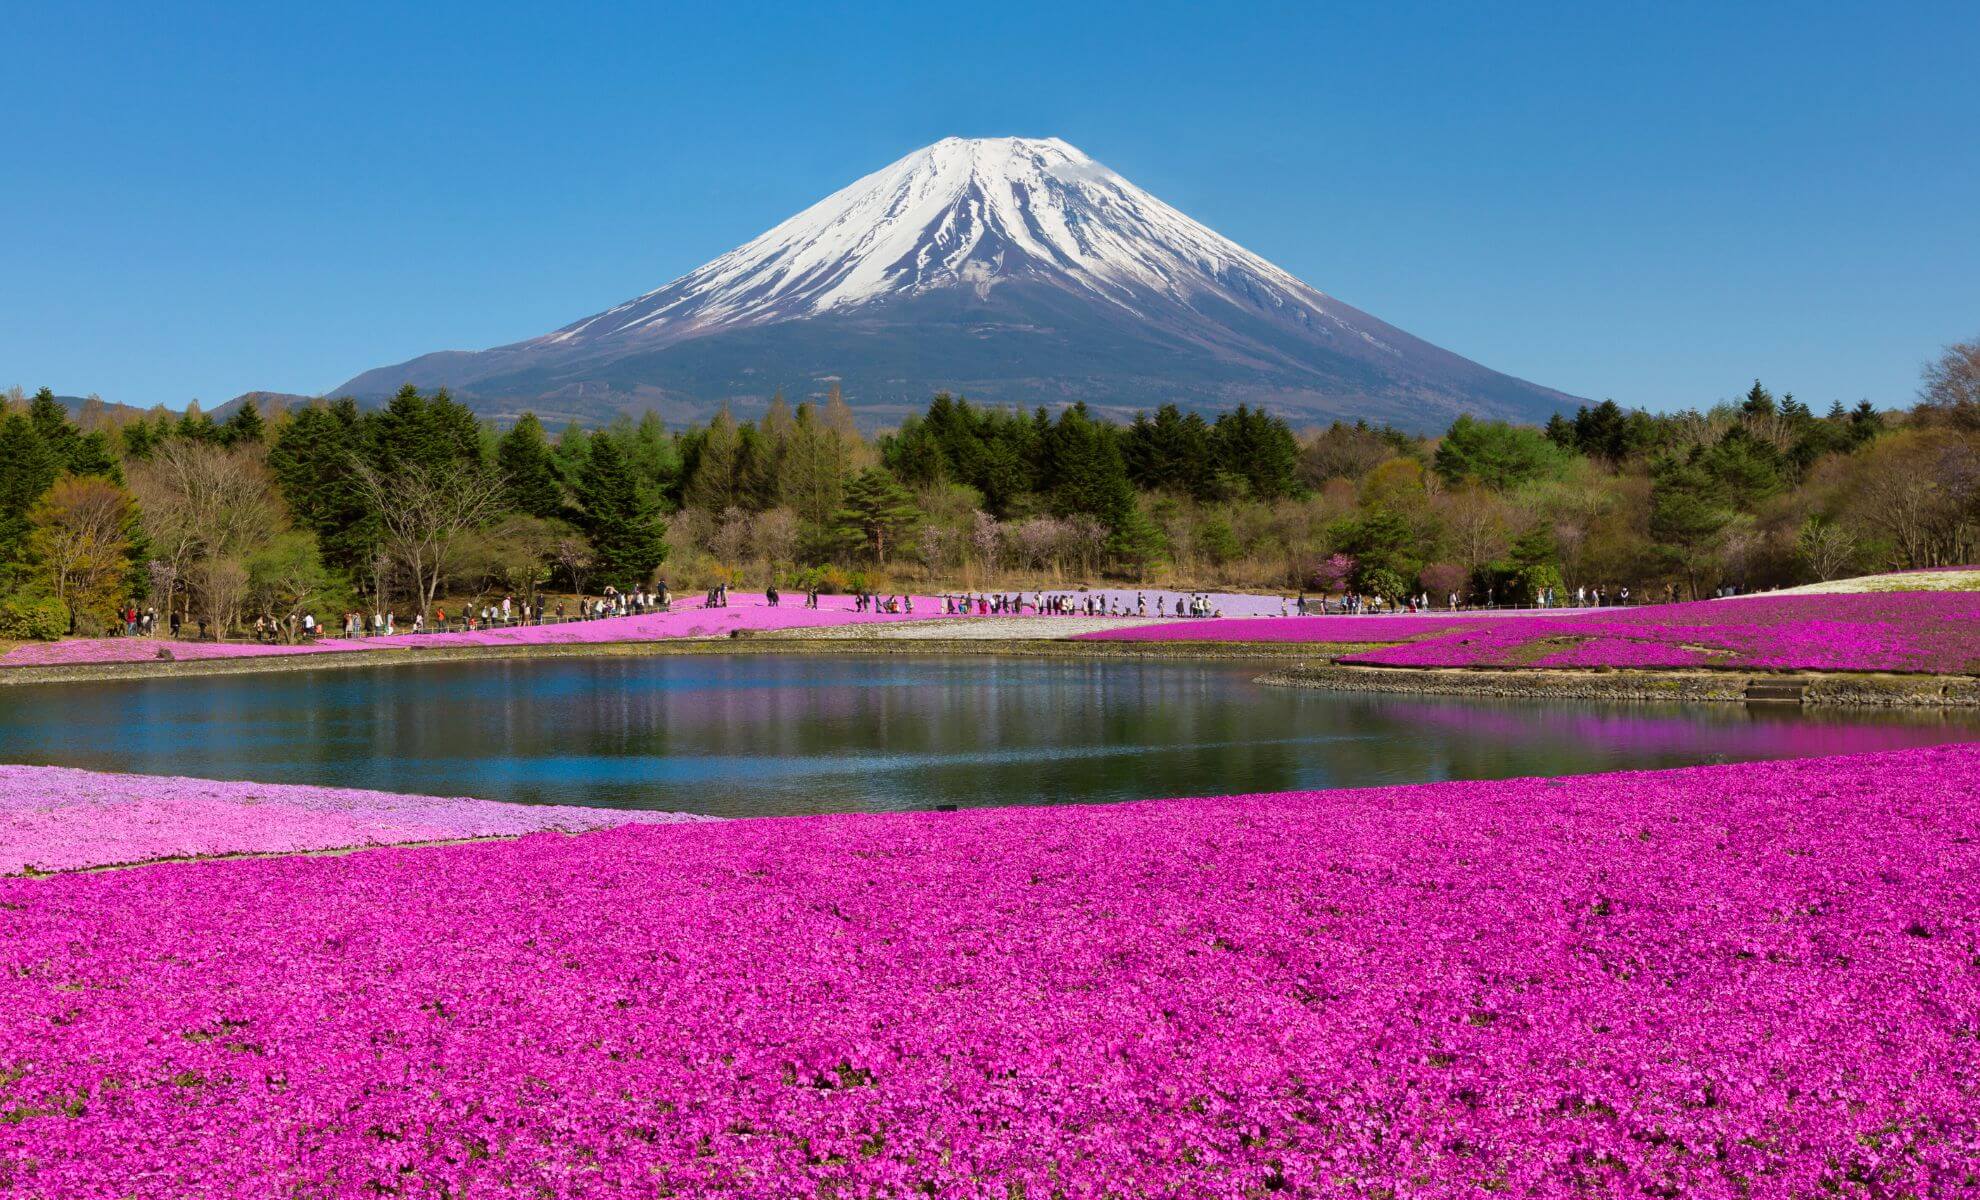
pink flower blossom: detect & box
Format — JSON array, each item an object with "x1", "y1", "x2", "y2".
[
  {"x1": 1085, "y1": 593, "x2": 1980, "y2": 674},
  {"x1": 0, "y1": 595, "x2": 947, "y2": 668},
  {"x1": 1, "y1": 745, "x2": 1975, "y2": 1195}
]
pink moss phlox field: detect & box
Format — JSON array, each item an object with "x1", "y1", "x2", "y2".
[
  {"x1": 1344, "y1": 592, "x2": 1980, "y2": 673},
  {"x1": 309, "y1": 594, "x2": 948, "y2": 651},
  {"x1": 3, "y1": 747, "x2": 1977, "y2": 1196},
  {"x1": 1084, "y1": 593, "x2": 1980, "y2": 673},
  {"x1": 0, "y1": 765, "x2": 708, "y2": 876},
  {"x1": 0, "y1": 595, "x2": 948, "y2": 667},
  {"x1": 0, "y1": 639, "x2": 329, "y2": 666}
]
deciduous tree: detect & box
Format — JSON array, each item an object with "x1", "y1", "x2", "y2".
[{"x1": 27, "y1": 475, "x2": 139, "y2": 632}]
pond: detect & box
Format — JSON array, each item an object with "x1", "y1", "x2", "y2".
[{"x1": 2, "y1": 655, "x2": 1974, "y2": 817}]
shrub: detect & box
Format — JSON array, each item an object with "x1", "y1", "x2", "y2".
[
  {"x1": 1418, "y1": 561, "x2": 1467, "y2": 598},
  {"x1": 791, "y1": 564, "x2": 852, "y2": 595},
  {"x1": 1305, "y1": 552, "x2": 1355, "y2": 593},
  {"x1": 1356, "y1": 566, "x2": 1408, "y2": 603},
  {"x1": 0, "y1": 592, "x2": 70, "y2": 640}
]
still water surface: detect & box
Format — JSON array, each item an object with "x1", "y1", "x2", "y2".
[{"x1": 2, "y1": 656, "x2": 1974, "y2": 816}]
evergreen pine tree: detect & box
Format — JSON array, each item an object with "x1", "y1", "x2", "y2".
[
  {"x1": 497, "y1": 414, "x2": 566, "y2": 519},
  {"x1": 0, "y1": 411, "x2": 61, "y2": 565},
  {"x1": 833, "y1": 468, "x2": 921, "y2": 566},
  {"x1": 1107, "y1": 504, "x2": 1167, "y2": 580},
  {"x1": 121, "y1": 416, "x2": 159, "y2": 460},
  {"x1": 577, "y1": 435, "x2": 667, "y2": 588},
  {"x1": 26, "y1": 389, "x2": 79, "y2": 467},
  {"x1": 551, "y1": 424, "x2": 592, "y2": 490},
  {"x1": 1124, "y1": 403, "x2": 1210, "y2": 495},
  {"x1": 67, "y1": 430, "x2": 122, "y2": 482},
  {"x1": 1040, "y1": 404, "x2": 1134, "y2": 526},
  {"x1": 734, "y1": 422, "x2": 774, "y2": 510},
  {"x1": 1210, "y1": 404, "x2": 1299, "y2": 499},
  {"x1": 269, "y1": 399, "x2": 376, "y2": 577},
  {"x1": 176, "y1": 401, "x2": 220, "y2": 444},
  {"x1": 760, "y1": 389, "x2": 795, "y2": 452},
  {"x1": 625, "y1": 412, "x2": 681, "y2": 508},
  {"x1": 1649, "y1": 456, "x2": 1734, "y2": 597},
  {"x1": 686, "y1": 407, "x2": 741, "y2": 511},
  {"x1": 429, "y1": 389, "x2": 485, "y2": 469},
  {"x1": 219, "y1": 398, "x2": 266, "y2": 446},
  {"x1": 782, "y1": 403, "x2": 846, "y2": 526},
  {"x1": 374, "y1": 385, "x2": 431, "y2": 473},
  {"x1": 20, "y1": 388, "x2": 121, "y2": 480}
]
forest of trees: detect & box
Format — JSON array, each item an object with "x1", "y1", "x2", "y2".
[{"x1": 2, "y1": 334, "x2": 1977, "y2": 640}]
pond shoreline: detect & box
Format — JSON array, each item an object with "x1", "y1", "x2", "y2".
[
  {"x1": 5, "y1": 631, "x2": 1979, "y2": 707},
  {"x1": 1260, "y1": 661, "x2": 1980, "y2": 706},
  {"x1": 0, "y1": 634, "x2": 1351, "y2": 686}
]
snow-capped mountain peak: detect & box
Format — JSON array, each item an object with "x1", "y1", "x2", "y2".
[
  {"x1": 333, "y1": 137, "x2": 1578, "y2": 431},
  {"x1": 539, "y1": 136, "x2": 1339, "y2": 347}
]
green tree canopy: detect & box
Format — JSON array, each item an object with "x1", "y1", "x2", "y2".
[
  {"x1": 220, "y1": 399, "x2": 266, "y2": 446},
  {"x1": 1433, "y1": 415, "x2": 1566, "y2": 491},
  {"x1": 833, "y1": 468, "x2": 922, "y2": 566},
  {"x1": 575, "y1": 435, "x2": 667, "y2": 589},
  {"x1": 497, "y1": 413, "x2": 566, "y2": 519},
  {"x1": 1123, "y1": 403, "x2": 1212, "y2": 497},
  {"x1": 1039, "y1": 404, "x2": 1134, "y2": 527},
  {"x1": 0, "y1": 411, "x2": 62, "y2": 566},
  {"x1": 1210, "y1": 404, "x2": 1300, "y2": 500}
]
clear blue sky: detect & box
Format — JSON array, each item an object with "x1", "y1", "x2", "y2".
[{"x1": 5, "y1": 0, "x2": 1976, "y2": 414}]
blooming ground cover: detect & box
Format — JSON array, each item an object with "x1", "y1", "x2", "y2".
[
  {"x1": 2, "y1": 744, "x2": 1976, "y2": 1196},
  {"x1": 1343, "y1": 591, "x2": 1980, "y2": 673},
  {"x1": 0, "y1": 590, "x2": 1302, "y2": 669},
  {"x1": 0, "y1": 765, "x2": 709, "y2": 876},
  {"x1": 0, "y1": 638, "x2": 330, "y2": 666},
  {"x1": 0, "y1": 595, "x2": 950, "y2": 668},
  {"x1": 1083, "y1": 592, "x2": 1980, "y2": 674}
]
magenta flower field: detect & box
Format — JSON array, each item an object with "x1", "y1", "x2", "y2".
[
  {"x1": 0, "y1": 765, "x2": 708, "y2": 876},
  {"x1": 2, "y1": 745, "x2": 1975, "y2": 1196},
  {"x1": 0, "y1": 595, "x2": 951, "y2": 668},
  {"x1": 1344, "y1": 592, "x2": 1980, "y2": 673},
  {"x1": 1083, "y1": 592, "x2": 1980, "y2": 674},
  {"x1": 0, "y1": 638, "x2": 331, "y2": 666}
]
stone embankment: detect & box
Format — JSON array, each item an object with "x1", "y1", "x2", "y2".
[{"x1": 1260, "y1": 662, "x2": 1980, "y2": 707}]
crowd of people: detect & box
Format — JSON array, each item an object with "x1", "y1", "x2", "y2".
[
  {"x1": 937, "y1": 592, "x2": 1225, "y2": 618},
  {"x1": 330, "y1": 584, "x2": 681, "y2": 640},
  {"x1": 97, "y1": 578, "x2": 1666, "y2": 647}
]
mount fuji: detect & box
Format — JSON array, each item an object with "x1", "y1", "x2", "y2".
[{"x1": 332, "y1": 137, "x2": 1578, "y2": 429}]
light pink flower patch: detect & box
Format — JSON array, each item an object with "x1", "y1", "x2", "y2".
[
  {"x1": 0, "y1": 765, "x2": 709, "y2": 875},
  {"x1": 0, "y1": 745, "x2": 1975, "y2": 1194}
]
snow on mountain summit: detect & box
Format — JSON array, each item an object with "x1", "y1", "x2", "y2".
[
  {"x1": 540, "y1": 136, "x2": 1355, "y2": 348},
  {"x1": 332, "y1": 136, "x2": 1579, "y2": 431}
]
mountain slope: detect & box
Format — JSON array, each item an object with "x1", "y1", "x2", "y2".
[{"x1": 334, "y1": 137, "x2": 1578, "y2": 430}]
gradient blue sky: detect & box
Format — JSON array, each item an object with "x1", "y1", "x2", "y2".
[{"x1": 5, "y1": 0, "x2": 1976, "y2": 414}]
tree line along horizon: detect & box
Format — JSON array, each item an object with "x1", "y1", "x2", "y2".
[{"x1": 0, "y1": 333, "x2": 1976, "y2": 640}]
